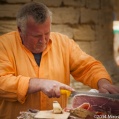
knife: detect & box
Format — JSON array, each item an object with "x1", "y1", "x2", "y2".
[{"x1": 60, "y1": 89, "x2": 119, "y2": 99}]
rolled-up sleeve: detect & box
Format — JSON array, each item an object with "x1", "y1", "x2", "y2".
[
  {"x1": 69, "y1": 40, "x2": 112, "y2": 89},
  {"x1": 0, "y1": 37, "x2": 30, "y2": 103}
]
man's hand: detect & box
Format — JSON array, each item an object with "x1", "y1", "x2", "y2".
[
  {"x1": 98, "y1": 78, "x2": 119, "y2": 94},
  {"x1": 27, "y1": 78, "x2": 74, "y2": 98}
]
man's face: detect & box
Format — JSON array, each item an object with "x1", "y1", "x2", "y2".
[{"x1": 19, "y1": 16, "x2": 51, "y2": 53}]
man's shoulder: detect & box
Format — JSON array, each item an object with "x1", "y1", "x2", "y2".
[
  {"x1": 50, "y1": 32, "x2": 70, "y2": 44},
  {"x1": 0, "y1": 31, "x2": 17, "y2": 36},
  {"x1": 50, "y1": 32, "x2": 67, "y2": 38},
  {"x1": 0, "y1": 31, "x2": 20, "y2": 46},
  {"x1": 50, "y1": 32, "x2": 76, "y2": 51},
  {"x1": 0, "y1": 31, "x2": 18, "y2": 40}
]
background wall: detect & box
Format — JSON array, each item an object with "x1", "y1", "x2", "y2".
[{"x1": 0, "y1": 0, "x2": 119, "y2": 91}]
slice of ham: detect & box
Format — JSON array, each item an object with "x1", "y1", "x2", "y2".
[
  {"x1": 72, "y1": 93, "x2": 119, "y2": 115},
  {"x1": 64, "y1": 103, "x2": 107, "y2": 119},
  {"x1": 78, "y1": 103, "x2": 91, "y2": 110},
  {"x1": 64, "y1": 103, "x2": 94, "y2": 118}
]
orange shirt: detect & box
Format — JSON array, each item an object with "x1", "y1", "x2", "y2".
[{"x1": 0, "y1": 31, "x2": 111, "y2": 119}]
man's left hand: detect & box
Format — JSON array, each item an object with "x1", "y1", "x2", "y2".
[{"x1": 98, "y1": 78, "x2": 119, "y2": 94}]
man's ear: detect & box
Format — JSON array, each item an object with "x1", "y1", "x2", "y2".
[
  {"x1": 18, "y1": 26, "x2": 24, "y2": 38},
  {"x1": 17, "y1": 27, "x2": 24, "y2": 40},
  {"x1": 18, "y1": 26, "x2": 21, "y2": 33}
]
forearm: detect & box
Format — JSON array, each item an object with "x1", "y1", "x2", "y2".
[
  {"x1": 70, "y1": 44, "x2": 112, "y2": 89},
  {"x1": 0, "y1": 75, "x2": 30, "y2": 103},
  {"x1": 27, "y1": 78, "x2": 75, "y2": 98},
  {"x1": 27, "y1": 78, "x2": 42, "y2": 94}
]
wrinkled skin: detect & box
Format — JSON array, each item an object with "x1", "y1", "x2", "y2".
[
  {"x1": 28, "y1": 78, "x2": 74, "y2": 98},
  {"x1": 19, "y1": 16, "x2": 50, "y2": 54}
]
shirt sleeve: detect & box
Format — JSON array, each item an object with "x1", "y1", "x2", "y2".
[
  {"x1": 69, "y1": 39, "x2": 112, "y2": 89},
  {"x1": 0, "y1": 40, "x2": 30, "y2": 104}
]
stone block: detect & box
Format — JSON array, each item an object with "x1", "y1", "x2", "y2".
[
  {"x1": 98, "y1": 10, "x2": 113, "y2": 25},
  {"x1": 63, "y1": 0, "x2": 85, "y2": 7},
  {"x1": 6, "y1": 0, "x2": 31, "y2": 3},
  {"x1": 86, "y1": 0, "x2": 100, "y2": 9},
  {"x1": 80, "y1": 8, "x2": 99, "y2": 24},
  {"x1": 101, "y1": 0, "x2": 112, "y2": 9},
  {"x1": 0, "y1": 20, "x2": 17, "y2": 35},
  {"x1": 110, "y1": 0, "x2": 118, "y2": 11},
  {"x1": 51, "y1": 24, "x2": 73, "y2": 38},
  {"x1": 90, "y1": 39, "x2": 113, "y2": 62},
  {"x1": 33, "y1": 0, "x2": 62, "y2": 6},
  {"x1": 103, "y1": 58, "x2": 119, "y2": 78},
  {"x1": 0, "y1": 5, "x2": 22, "y2": 18},
  {"x1": 95, "y1": 25, "x2": 113, "y2": 42},
  {"x1": 73, "y1": 25, "x2": 95, "y2": 41},
  {"x1": 95, "y1": 25, "x2": 104, "y2": 41},
  {"x1": 76, "y1": 41, "x2": 91, "y2": 55},
  {"x1": 50, "y1": 7, "x2": 80, "y2": 24}
]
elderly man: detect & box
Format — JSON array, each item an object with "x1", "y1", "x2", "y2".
[{"x1": 0, "y1": 2, "x2": 118, "y2": 119}]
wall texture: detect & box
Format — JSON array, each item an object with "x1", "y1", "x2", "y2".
[{"x1": 0, "y1": 0, "x2": 119, "y2": 91}]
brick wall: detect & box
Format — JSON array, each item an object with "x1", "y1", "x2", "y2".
[{"x1": 0, "y1": 0, "x2": 119, "y2": 91}]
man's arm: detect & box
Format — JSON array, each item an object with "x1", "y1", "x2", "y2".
[
  {"x1": 27, "y1": 78, "x2": 74, "y2": 98},
  {"x1": 69, "y1": 39, "x2": 112, "y2": 89}
]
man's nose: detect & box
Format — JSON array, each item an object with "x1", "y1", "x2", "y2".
[{"x1": 38, "y1": 35, "x2": 45, "y2": 43}]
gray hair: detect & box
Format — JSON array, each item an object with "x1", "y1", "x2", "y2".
[{"x1": 16, "y1": 2, "x2": 52, "y2": 33}]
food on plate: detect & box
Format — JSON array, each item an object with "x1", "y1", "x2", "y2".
[
  {"x1": 70, "y1": 103, "x2": 94, "y2": 118},
  {"x1": 53, "y1": 101, "x2": 63, "y2": 114}
]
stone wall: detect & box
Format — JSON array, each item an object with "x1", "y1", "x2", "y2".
[
  {"x1": 112, "y1": 0, "x2": 119, "y2": 20},
  {"x1": 0, "y1": 0, "x2": 119, "y2": 91}
]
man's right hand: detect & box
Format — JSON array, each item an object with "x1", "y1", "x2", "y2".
[{"x1": 27, "y1": 78, "x2": 74, "y2": 98}]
